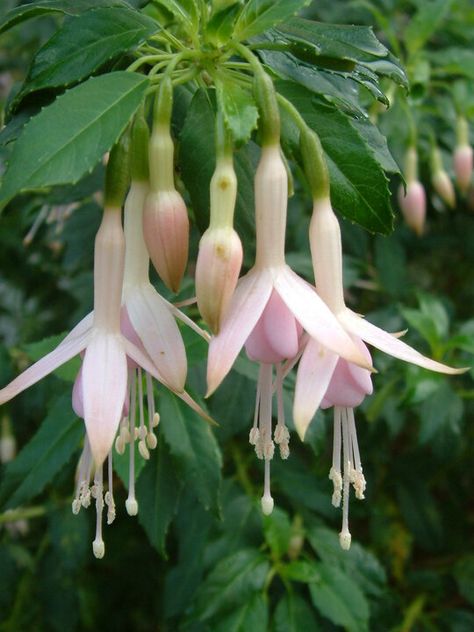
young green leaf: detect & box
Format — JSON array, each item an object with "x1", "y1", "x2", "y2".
[
  {"x1": 136, "y1": 436, "x2": 182, "y2": 555},
  {"x1": 404, "y1": 0, "x2": 454, "y2": 56},
  {"x1": 15, "y1": 8, "x2": 158, "y2": 104},
  {"x1": 309, "y1": 563, "x2": 370, "y2": 631},
  {"x1": 234, "y1": 0, "x2": 311, "y2": 41},
  {"x1": 152, "y1": 0, "x2": 199, "y2": 33},
  {"x1": 206, "y1": 2, "x2": 241, "y2": 47},
  {"x1": 215, "y1": 74, "x2": 258, "y2": 146},
  {"x1": 0, "y1": 395, "x2": 82, "y2": 510},
  {"x1": 262, "y1": 506, "x2": 292, "y2": 558},
  {"x1": 0, "y1": 71, "x2": 148, "y2": 210},
  {"x1": 213, "y1": 593, "x2": 269, "y2": 632},
  {"x1": 194, "y1": 548, "x2": 269, "y2": 621},
  {"x1": 0, "y1": 0, "x2": 128, "y2": 36},
  {"x1": 274, "y1": 592, "x2": 319, "y2": 631},
  {"x1": 158, "y1": 389, "x2": 222, "y2": 514}
]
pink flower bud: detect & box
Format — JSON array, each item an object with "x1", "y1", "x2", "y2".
[
  {"x1": 143, "y1": 189, "x2": 189, "y2": 293},
  {"x1": 397, "y1": 181, "x2": 426, "y2": 236},
  {"x1": 195, "y1": 227, "x2": 243, "y2": 334},
  {"x1": 454, "y1": 145, "x2": 473, "y2": 192},
  {"x1": 432, "y1": 169, "x2": 455, "y2": 208}
]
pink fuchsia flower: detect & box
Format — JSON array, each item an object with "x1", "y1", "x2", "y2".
[
  {"x1": 143, "y1": 78, "x2": 189, "y2": 292},
  {"x1": 206, "y1": 143, "x2": 371, "y2": 513},
  {"x1": 294, "y1": 197, "x2": 467, "y2": 549},
  {"x1": 195, "y1": 149, "x2": 243, "y2": 334},
  {"x1": 453, "y1": 116, "x2": 473, "y2": 193},
  {"x1": 398, "y1": 148, "x2": 426, "y2": 235}
]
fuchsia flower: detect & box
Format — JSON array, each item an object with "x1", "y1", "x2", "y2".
[
  {"x1": 454, "y1": 145, "x2": 473, "y2": 193},
  {"x1": 206, "y1": 144, "x2": 371, "y2": 513},
  {"x1": 0, "y1": 194, "x2": 209, "y2": 558},
  {"x1": 398, "y1": 181, "x2": 426, "y2": 236},
  {"x1": 294, "y1": 197, "x2": 466, "y2": 549}
]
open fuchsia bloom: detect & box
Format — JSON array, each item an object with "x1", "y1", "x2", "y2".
[
  {"x1": 207, "y1": 143, "x2": 371, "y2": 514},
  {"x1": 0, "y1": 157, "x2": 210, "y2": 558},
  {"x1": 294, "y1": 196, "x2": 466, "y2": 549}
]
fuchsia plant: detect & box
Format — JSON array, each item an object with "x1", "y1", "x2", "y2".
[{"x1": 0, "y1": 1, "x2": 469, "y2": 564}]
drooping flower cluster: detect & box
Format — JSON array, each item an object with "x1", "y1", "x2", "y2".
[{"x1": 0, "y1": 65, "x2": 467, "y2": 557}]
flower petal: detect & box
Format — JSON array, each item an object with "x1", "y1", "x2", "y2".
[
  {"x1": 125, "y1": 283, "x2": 187, "y2": 392},
  {"x1": 274, "y1": 267, "x2": 372, "y2": 369},
  {"x1": 82, "y1": 332, "x2": 128, "y2": 466},
  {"x1": 293, "y1": 339, "x2": 338, "y2": 441},
  {"x1": 340, "y1": 309, "x2": 468, "y2": 374},
  {"x1": 206, "y1": 268, "x2": 273, "y2": 396},
  {"x1": 0, "y1": 330, "x2": 90, "y2": 405}
]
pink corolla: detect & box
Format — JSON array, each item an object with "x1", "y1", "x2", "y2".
[
  {"x1": 294, "y1": 196, "x2": 466, "y2": 549},
  {"x1": 206, "y1": 143, "x2": 371, "y2": 513}
]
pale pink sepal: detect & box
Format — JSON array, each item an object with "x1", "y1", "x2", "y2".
[
  {"x1": 82, "y1": 332, "x2": 128, "y2": 466},
  {"x1": 293, "y1": 338, "x2": 339, "y2": 441},
  {"x1": 124, "y1": 284, "x2": 187, "y2": 392},
  {"x1": 206, "y1": 269, "x2": 273, "y2": 396},
  {"x1": 0, "y1": 330, "x2": 90, "y2": 405},
  {"x1": 274, "y1": 267, "x2": 372, "y2": 370},
  {"x1": 60, "y1": 311, "x2": 94, "y2": 346},
  {"x1": 72, "y1": 365, "x2": 84, "y2": 418},
  {"x1": 340, "y1": 309, "x2": 467, "y2": 375}
]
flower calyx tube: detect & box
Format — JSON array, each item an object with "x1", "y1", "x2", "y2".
[
  {"x1": 195, "y1": 114, "x2": 243, "y2": 334},
  {"x1": 398, "y1": 146, "x2": 426, "y2": 236},
  {"x1": 453, "y1": 116, "x2": 473, "y2": 193},
  {"x1": 431, "y1": 144, "x2": 455, "y2": 209},
  {"x1": 143, "y1": 76, "x2": 189, "y2": 292}
]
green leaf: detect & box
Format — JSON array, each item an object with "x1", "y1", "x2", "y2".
[
  {"x1": 0, "y1": 395, "x2": 82, "y2": 509},
  {"x1": 274, "y1": 592, "x2": 319, "y2": 631},
  {"x1": 419, "y1": 382, "x2": 463, "y2": 444},
  {"x1": 135, "y1": 435, "x2": 182, "y2": 555},
  {"x1": 180, "y1": 88, "x2": 255, "y2": 240},
  {"x1": 159, "y1": 389, "x2": 222, "y2": 514},
  {"x1": 276, "y1": 18, "x2": 388, "y2": 62},
  {"x1": 152, "y1": 0, "x2": 199, "y2": 32},
  {"x1": 282, "y1": 560, "x2": 320, "y2": 583},
  {"x1": 404, "y1": 0, "x2": 454, "y2": 56},
  {"x1": 309, "y1": 563, "x2": 370, "y2": 632},
  {"x1": 206, "y1": 3, "x2": 241, "y2": 47},
  {"x1": 0, "y1": 71, "x2": 148, "y2": 209},
  {"x1": 277, "y1": 81, "x2": 394, "y2": 234},
  {"x1": 214, "y1": 593, "x2": 268, "y2": 632},
  {"x1": 194, "y1": 548, "x2": 269, "y2": 620},
  {"x1": 15, "y1": 8, "x2": 158, "y2": 103},
  {"x1": 263, "y1": 506, "x2": 292, "y2": 558},
  {"x1": 216, "y1": 75, "x2": 258, "y2": 146},
  {"x1": 0, "y1": 0, "x2": 128, "y2": 36},
  {"x1": 454, "y1": 555, "x2": 474, "y2": 607},
  {"x1": 429, "y1": 48, "x2": 474, "y2": 80},
  {"x1": 234, "y1": 0, "x2": 311, "y2": 41}
]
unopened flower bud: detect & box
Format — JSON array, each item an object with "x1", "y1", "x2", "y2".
[
  {"x1": 143, "y1": 189, "x2": 189, "y2": 293},
  {"x1": 397, "y1": 181, "x2": 426, "y2": 236},
  {"x1": 431, "y1": 146, "x2": 455, "y2": 208},
  {"x1": 0, "y1": 418, "x2": 15, "y2": 463},
  {"x1": 196, "y1": 227, "x2": 242, "y2": 333},
  {"x1": 454, "y1": 145, "x2": 473, "y2": 193}
]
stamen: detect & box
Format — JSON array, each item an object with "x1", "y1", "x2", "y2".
[
  {"x1": 347, "y1": 408, "x2": 366, "y2": 500},
  {"x1": 105, "y1": 452, "x2": 116, "y2": 525},
  {"x1": 274, "y1": 364, "x2": 290, "y2": 459},
  {"x1": 72, "y1": 437, "x2": 91, "y2": 514},
  {"x1": 339, "y1": 407, "x2": 352, "y2": 550},
  {"x1": 258, "y1": 364, "x2": 275, "y2": 513},
  {"x1": 249, "y1": 379, "x2": 261, "y2": 447},
  {"x1": 126, "y1": 369, "x2": 138, "y2": 516},
  {"x1": 137, "y1": 368, "x2": 150, "y2": 460},
  {"x1": 329, "y1": 407, "x2": 342, "y2": 507},
  {"x1": 92, "y1": 466, "x2": 105, "y2": 559}
]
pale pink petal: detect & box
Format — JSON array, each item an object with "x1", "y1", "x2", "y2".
[
  {"x1": 245, "y1": 316, "x2": 279, "y2": 364},
  {"x1": 206, "y1": 268, "x2": 273, "y2": 395},
  {"x1": 346, "y1": 337, "x2": 373, "y2": 395},
  {"x1": 125, "y1": 284, "x2": 187, "y2": 391},
  {"x1": 82, "y1": 332, "x2": 128, "y2": 466},
  {"x1": 323, "y1": 360, "x2": 372, "y2": 409},
  {"x1": 274, "y1": 267, "x2": 372, "y2": 369},
  {"x1": 293, "y1": 339, "x2": 338, "y2": 441},
  {"x1": 340, "y1": 309, "x2": 468, "y2": 375},
  {"x1": 0, "y1": 330, "x2": 90, "y2": 405}
]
